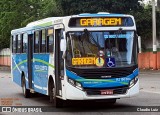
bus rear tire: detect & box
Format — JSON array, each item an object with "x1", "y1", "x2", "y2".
[
  {"x1": 22, "y1": 76, "x2": 30, "y2": 98},
  {"x1": 49, "y1": 80, "x2": 63, "y2": 108}
]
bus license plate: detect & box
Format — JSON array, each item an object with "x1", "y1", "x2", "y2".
[{"x1": 100, "y1": 90, "x2": 113, "y2": 95}]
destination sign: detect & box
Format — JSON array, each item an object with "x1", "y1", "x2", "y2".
[
  {"x1": 69, "y1": 17, "x2": 134, "y2": 27},
  {"x1": 72, "y1": 57, "x2": 106, "y2": 67},
  {"x1": 80, "y1": 18, "x2": 122, "y2": 26},
  {"x1": 72, "y1": 57, "x2": 96, "y2": 65}
]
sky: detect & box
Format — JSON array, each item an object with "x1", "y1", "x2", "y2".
[{"x1": 143, "y1": 0, "x2": 157, "y2": 4}]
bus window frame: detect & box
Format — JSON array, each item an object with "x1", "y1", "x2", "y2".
[
  {"x1": 33, "y1": 27, "x2": 54, "y2": 54},
  {"x1": 46, "y1": 28, "x2": 54, "y2": 53},
  {"x1": 12, "y1": 35, "x2": 17, "y2": 54},
  {"x1": 40, "y1": 29, "x2": 47, "y2": 53},
  {"x1": 21, "y1": 34, "x2": 23, "y2": 53},
  {"x1": 11, "y1": 35, "x2": 14, "y2": 53},
  {"x1": 22, "y1": 33, "x2": 28, "y2": 53},
  {"x1": 34, "y1": 30, "x2": 40, "y2": 53},
  {"x1": 17, "y1": 34, "x2": 22, "y2": 54}
]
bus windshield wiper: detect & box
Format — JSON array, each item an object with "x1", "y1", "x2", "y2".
[
  {"x1": 115, "y1": 28, "x2": 123, "y2": 39},
  {"x1": 84, "y1": 29, "x2": 101, "y2": 49}
]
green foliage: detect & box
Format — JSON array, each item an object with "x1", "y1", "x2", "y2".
[
  {"x1": 132, "y1": 6, "x2": 152, "y2": 40},
  {"x1": 55, "y1": 0, "x2": 142, "y2": 15},
  {"x1": 0, "y1": 0, "x2": 42, "y2": 49},
  {"x1": 0, "y1": 0, "x2": 159, "y2": 50},
  {"x1": 40, "y1": 0, "x2": 60, "y2": 17},
  {"x1": 130, "y1": 4, "x2": 160, "y2": 50}
]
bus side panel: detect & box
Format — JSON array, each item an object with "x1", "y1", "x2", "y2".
[
  {"x1": 47, "y1": 53, "x2": 55, "y2": 95},
  {"x1": 32, "y1": 54, "x2": 49, "y2": 95},
  {"x1": 12, "y1": 54, "x2": 28, "y2": 87}
]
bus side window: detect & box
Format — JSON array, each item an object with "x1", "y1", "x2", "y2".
[
  {"x1": 12, "y1": 35, "x2": 17, "y2": 53},
  {"x1": 11, "y1": 35, "x2": 13, "y2": 53},
  {"x1": 34, "y1": 31, "x2": 40, "y2": 53},
  {"x1": 41, "y1": 29, "x2": 46, "y2": 53},
  {"x1": 47, "y1": 28, "x2": 54, "y2": 53},
  {"x1": 48, "y1": 35, "x2": 54, "y2": 53},
  {"x1": 17, "y1": 34, "x2": 22, "y2": 53},
  {"x1": 23, "y1": 33, "x2": 28, "y2": 53}
]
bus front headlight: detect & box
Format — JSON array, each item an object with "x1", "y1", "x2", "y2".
[
  {"x1": 75, "y1": 82, "x2": 83, "y2": 90},
  {"x1": 68, "y1": 78, "x2": 83, "y2": 90},
  {"x1": 129, "y1": 76, "x2": 138, "y2": 88}
]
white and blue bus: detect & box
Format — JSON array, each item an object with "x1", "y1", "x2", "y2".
[{"x1": 11, "y1": 13, "x2": 139, "y2": 107}]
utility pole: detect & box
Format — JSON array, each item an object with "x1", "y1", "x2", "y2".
[
  {"x1": 152, "y1": 0, "x2": 157, "y2": 69},
  {"x1": 158, "y1": 0, "x2": 160, "y2": 11}
]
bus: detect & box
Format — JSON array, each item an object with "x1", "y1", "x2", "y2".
[{"x1": 11, "y1": 12, "x2": 139, "y2": 107}]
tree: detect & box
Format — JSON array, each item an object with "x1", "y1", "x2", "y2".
[
  {"x1": 0, "y1": 0, "x2": 42, "y2": 49},
  {"x1": 39, "y1": 0, "x2": 60, "y2": 18},
  {"x1": 55, "y1": 0, "x2": 142, "y2": 15},
  {"x1": 1, "y1": 0, "x2": 159, "y2": 51}
]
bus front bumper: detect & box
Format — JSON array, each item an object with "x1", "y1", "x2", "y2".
[{"x1": 65, "y1": 80, "x2": 139, "y2": 100}]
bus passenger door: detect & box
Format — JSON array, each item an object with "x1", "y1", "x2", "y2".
[
  {"x1": 27, "y1": 33, "x2": 34, "y2": 90},
  {"x1": 54, "y1": 25, "x2": 65, "y2": 97}
]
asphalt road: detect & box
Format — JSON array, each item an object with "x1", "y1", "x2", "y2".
[{"x1": 0, "y1": 69, "x2": 160, "y2": 115}]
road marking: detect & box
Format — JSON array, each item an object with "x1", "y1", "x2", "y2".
[{"x1": 141, "y1": 90, "x2": 160, "y2": 94}]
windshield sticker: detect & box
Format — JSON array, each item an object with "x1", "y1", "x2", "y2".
[
  {"x1": 98, "y1": 50, "x2": 105, "y2": 57},
  {"x1": 104, "y1": 34, "x2": 126, "y2": 39},
  {"x1": 106, "y1": 57, "x2": 115, "y2": 67},
  {"x1": 95, "y1": 57, "x2": 105, "y2": 67},
  {"x1": 72, "y1": 57, "x2": 96, "y2": 65}
]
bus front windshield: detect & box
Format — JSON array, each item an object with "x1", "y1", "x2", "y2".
[{"x1": 66, "y1": 30, "x2": 137, "y2": 68}]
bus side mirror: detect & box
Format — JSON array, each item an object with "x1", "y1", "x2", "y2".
[
  {"x1": 60, "y1": 39, "x2": 66, "y2": 52},
  {"x1": 60, "y1": 31, "x2": 66, "y2": 52}
]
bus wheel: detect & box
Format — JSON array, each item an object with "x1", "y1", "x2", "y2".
[
  {"x1": 22, "y1": 77, "x2": 30, "y2": 98},
  {"x1": 49, "y1": 80, "x2": 63, "y2": 108},
  {"x1": 49, "y1": 80, "x2": 54, "y2": 103}
]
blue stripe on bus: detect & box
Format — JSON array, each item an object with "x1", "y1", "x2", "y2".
[{"x1": 12, "y1": 54, "x2": 50, "y2": 95}]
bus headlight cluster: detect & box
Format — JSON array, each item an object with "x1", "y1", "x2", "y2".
[
  {"x1": 129, "y1": 76, "x2": 138, "y2": 88},
  {"x1": 68, "y1": 78, "x2": 83, "y2": 90}
]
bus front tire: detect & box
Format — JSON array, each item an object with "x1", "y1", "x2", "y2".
[
  {"x1": 49, "y1": 80, "x2": 63, "y2": 108},
  {"x1": 22, "y1": 77, "x2": 30, "y2": 98}
]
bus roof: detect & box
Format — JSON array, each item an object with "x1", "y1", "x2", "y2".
[
  {"x1": 11, "y1": 13, "x2": 134, "y2": 34},
  {"x1": 11, "y1": 26, "x2": 34, "y2": 35},
  {"x1": 26, "y1": 17, "x2": 63, "y2": 27}
]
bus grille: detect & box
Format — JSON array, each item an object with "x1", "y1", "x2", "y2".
[
  {"x1": 67, "y1": 65, "x2": 137, "y2": 79},
  {"x1": 76, "y1": 69, "x2": 131, "y2": 79}
]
